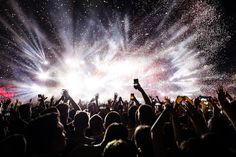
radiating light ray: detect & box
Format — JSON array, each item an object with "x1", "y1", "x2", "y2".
[{"x1": 0, "y1": 0, "x2": 233, "y2": 102}]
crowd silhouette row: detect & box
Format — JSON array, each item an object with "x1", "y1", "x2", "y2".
[{"x1": 0, "y1": 81, "x2": 236, "y2": 157}]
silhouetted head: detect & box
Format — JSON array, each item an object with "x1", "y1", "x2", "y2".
[
  {"x1": 26, "y1": 113, "x2": 66, "y2": 155},
  {"x1": 208, "y1": 115, "x2": 230, "y2": 137},
  {"x1": 137, "y1": 105, "x2": 154, "y2": 126},
  {"x1": 89, "y1": 114, "x2": 104, "y2": 133},
  {"x1": 74, "y1": 111, "x2": 89, "y2": 131},
  {"x1": 104, "y1": 111, "x2": 121, "y2": 129}
]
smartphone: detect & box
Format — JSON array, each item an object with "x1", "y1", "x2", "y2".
[
  {"x1": 176, "y1": 96, "x2": 192, "y2": 105},
  {"x1": 176, "y1": 96, "x2": 183, "y2": 104},
  {"x1": 185, "y1": 96, "x2": 193, "y2": 105},
  {"x1": 133, "y1": 79, "x2": 139, "y2": 89}
]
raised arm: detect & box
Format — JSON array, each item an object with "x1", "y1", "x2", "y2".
[
  {"x1": 217, "y1": 87, "x2": 236, "y2": 130},
  {"x1": 54, "y1": 95, "x2": 63, "y2": 106},
  {"x1": 151, "y1": 102, "x2": 172, "y2": 157},
  {"x1": 111, "y1": 93, "x2": 118, "y2": 110},
  {"x1": 171, "y1": 105, "x2": 182, "y2": 148},
  {"x1": 67, "y1": 94, "x2": 81, "y2": 111},
  {"x1": 185, "y1": 99, "x2": 208, "y2": 135},
  {"x1": 94, "y1": 93, "x2": 99, "y2": 113},
  {"x1": 134, "y1": 81, "x2": 152, "y2": 106},
  {"x1": 59, "y1": 90, "x2": 81, "y2": 111},
  {"x1": 133, "y1": 94, "x2": 141, "y2": 106}
]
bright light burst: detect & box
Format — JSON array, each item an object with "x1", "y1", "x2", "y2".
[{"x1": 0, "y1": 0, "x2": 233, "y2": 102}]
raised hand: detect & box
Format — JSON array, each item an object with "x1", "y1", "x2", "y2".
[
  {"x1": 50, "y1": 96, "x2": 54, "y2": 106},
  {"x1": 62, "y1": 89, "x2": 69, "y2": 102},
  {"x1": 208, "y1": 97, "x2": 221, "y2": 116},
  {"x1": 133, "y1": 79, "x2": 152, "y2": 106},
  {"x1": 164, "y1": 96, "x2": 171, "y2": 105},
  {"x1": 216, "y1": 86, "x2": 236, "y2": 130},
  {"x1": 217, "y1": 86, "x2": 227, "y2": 102},
  {"x1": 114, "y1": 92, "x2": 118, "y2": 100},
  {"x1": 60, "y1": 89, "x2": 81, "y2": 111}
]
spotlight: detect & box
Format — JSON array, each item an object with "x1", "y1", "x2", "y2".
[
  {"x1": 43, "y1": 60, "x2": 49, "y2": 65},
  {"x1": 37, "y1": 71, "x2": 50, "y2": 80}
]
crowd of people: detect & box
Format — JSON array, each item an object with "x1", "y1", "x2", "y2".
[{"x1": 0, "y1": 81, "x2": 235, "y2": 157}]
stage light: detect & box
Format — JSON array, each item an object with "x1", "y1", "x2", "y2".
[{"x1": 37, "y1": 71, "x2": 50, "y2": 81}]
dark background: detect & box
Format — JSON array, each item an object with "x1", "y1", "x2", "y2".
[{"x1": 217, "y1": 1, "x2": 236, "y2": 74}]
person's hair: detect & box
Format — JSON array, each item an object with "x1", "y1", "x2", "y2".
[
  {"x1": 101, "y1": 123, "x2": 128, "y2": 148},
  {"x1": 128, "y1": 105, "x2": 138, "y2": 128},
  {"x1": 137, "y1": 105, "x2": 154, "y2": 125},
  {"x1": 89, "y1": 114, "x2": 104, "y2": 133},
  {"x1": 74, "y1": 111, "x2": 89, "y2": 130},
  {"x1": 104, "y1": 111, "x2": 121, "y2": 129},
  {"x1": 103, "y1": 139, "x2": 136, "y2": 157}
]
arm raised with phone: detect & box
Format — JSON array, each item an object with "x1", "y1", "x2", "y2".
[{"x1": 133, "y1": 79, "x2": 152, "y2": 107}]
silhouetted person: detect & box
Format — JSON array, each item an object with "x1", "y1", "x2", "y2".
[
  {"x1": 134, "y1": 125, "x2": 154, "y2": 157},
  {"x1": 128, "y1": 105, "x2": 138, "y2": 139},
  {"x1": 87, "y1": 114, "x2": 104, "y2": 144},
  {"x1": 26, "y1": 113, "x2": 66, "y2": 156},
  {"x1": 103, "y1": 111, "x2": 121, "y2": 129},
  {"x1": 73, "y1": 111, "x2": 93, "y2": 145},
  {"x1": 137, "y1": 105, "x2": 155, "y2": 126}
]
